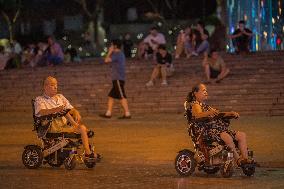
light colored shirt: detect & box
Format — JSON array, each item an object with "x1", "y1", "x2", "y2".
[
  {"x1": 208, "y1": 57, "x2": 225, "y2": 71},
  {"x1": 13, "y1": 42, "x2": 22, "y2": 54},
  {"x1": 0, "y1": 53, "x2": 9, "y2": 70},
  {"x1": 143, "y1": 33, "x2": 166, "y2": 50},
  {"x1": 34, "y1": 94, "x2": 73, "y2": 117}
]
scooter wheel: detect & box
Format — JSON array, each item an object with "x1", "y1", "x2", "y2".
[
  {"x1": 84, "y1": 159, "x2": 96, "y2": 168},
  {"x1": 242, "y1": 165, "x2": 255, "y2": 176},
  {"x1": 64, "y1": 156, "x2": 76, "y2": 170},
  {"x1": 22, "y1": 145, "x2": 43, "y2": 169},
  {"x1": 175, "y1": 150, "x2": 196, "y2": 177}
]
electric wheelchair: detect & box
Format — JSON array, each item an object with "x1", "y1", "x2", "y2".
[
  {"x1": 22, "y1": 100, "x2": 96, "y2": 170},
  {"x1": 174, "y1": 103, "x2": 256, "y2": 178}
]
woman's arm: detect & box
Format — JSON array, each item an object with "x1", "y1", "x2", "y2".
[
  {"x1": 224, "y1": 111, "x2": 240, "y2": 118},
  {"x1": 191, "y1": 103, "x2": 219, "y2": 119}
]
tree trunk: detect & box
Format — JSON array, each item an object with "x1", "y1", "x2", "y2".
[
  {"x1": 1, "y1": 11, "x2": 13, "y2": 41},
  {"x1": 8, "y1": 23, "x2": 14, "y2": 41},
  {"x1": 219, "y1": 0, "x2": 227, "y2": 25}
]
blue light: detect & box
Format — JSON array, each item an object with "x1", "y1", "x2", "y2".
[{"x1": 227, "y1": 0, "x2": 282, "y2": 52}]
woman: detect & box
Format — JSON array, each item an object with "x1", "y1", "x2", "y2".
[
  {"x1": 175, "y1": 26, "x2": 192, "y2": 59},
  {"x1": 185, "y1": 83, "x2": 251, "y2": 166}
]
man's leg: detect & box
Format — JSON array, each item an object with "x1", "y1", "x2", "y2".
[
  {"x1": 75, "y1": 124, "x2": 91, "y2": 155},
  {"x1": 138, "y1": 42, "x2": 145, "y2": 59},
  {"x1": 175, "y1": 40, "x2": 184, "y2": 58},
  {"x1": 146, "y1": 65, "x2": 160, "y2": 86},
  {"x1": 150, "y1": 65, "x2": 160, "y2": 81},
  {"x1": 120, "y1": 98, "x2": 130, "y2": 117},
  {"x1": 217, "y1": 68, "x2": 230, "y2": 81},
  {"x1": 106, "y1": 97, "x2": 114, "y2": 116},
  {"x1": 160, "y1": 65, "x2": 167, "y2": 85}
]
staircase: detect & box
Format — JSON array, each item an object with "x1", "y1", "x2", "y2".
[{"x1": 0, "y1": 51, "x2": 284, "y2": 116}]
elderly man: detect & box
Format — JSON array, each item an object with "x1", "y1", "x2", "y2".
[{"x1": 34, "y1": 76, "x2": 98, "y2": 161}]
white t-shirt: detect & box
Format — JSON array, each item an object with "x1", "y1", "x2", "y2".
[
  {"x1": 0, "y1": 53, "x2": 9, "y2": 70},
  {"x1": 143, "y1": 33, "x2": 166, "y2": 50},
  {"x1": 34, "y1": 94, "x2": 73, "y2": 117},
  {"x1": 13, "y1": 42, "x2": 22, "y2": 54}
]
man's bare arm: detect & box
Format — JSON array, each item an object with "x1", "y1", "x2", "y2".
[
  {"x1": 69, "y1": 108, "x2": 82, "y2": 123},
  {"x1": 65, "y1": 112, "x2": 79, "y2": 127},
  {"x1": 38, "y1": 105, "x2": 65, "y2": 116},
  {"x1": 104, "y1": 46, "x2": 114, "y2": 63}
]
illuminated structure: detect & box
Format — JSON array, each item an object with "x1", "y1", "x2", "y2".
[{"x1": 227, "y1": 0, "x2": 283, "y2": 52}]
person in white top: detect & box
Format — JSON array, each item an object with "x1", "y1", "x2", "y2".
[
  {"x1": 138, "y1": 27, "x2": 166, "y2": 59},
  {"x1": 12, "y1": 40, "x2": 22, "y2": 55},
  {"x1": 34, "y1": 76, "x2": 98, "y2": 160},
  {"x1": 0, "y1": 46, "x2": 10, "y2": 70}
]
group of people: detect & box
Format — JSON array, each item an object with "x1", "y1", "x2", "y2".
[
  {"x1": 31, "y1": 19, "x2": 254, "y2": 168},
  {"x1": 175, "y1": 21, "x2": 210, "y2": 59},
  {"x1": 37, "y1": 68, "x2": 251, "y2": 168},
  {"x1": 0, "y1": 36, "x2": 79, "y2": 71},
  {"x1": 35, "y1": 39, "x2": 131, "y2": 162},
  {"x1": 139, "y1": 20, "x2": 253, "y2": 86}
]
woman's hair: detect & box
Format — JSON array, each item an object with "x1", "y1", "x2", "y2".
[{"x1": 186, "y1": 84, "x2": 201, "y2": 102}]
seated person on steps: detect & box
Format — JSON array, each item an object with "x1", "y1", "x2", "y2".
[
  {"x1": 202, "y1": 49, "x2": 230, "y2": 84},
  {"x1": 145, "y1": 44, "x2": 172, "y2": 87},
  {"x1": 34, "y1": 76, "x2": 100, "y2": 161}
]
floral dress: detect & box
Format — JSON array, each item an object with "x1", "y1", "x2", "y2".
[{"x1": 186, "y1": 100, "x2": 236, "y2": 143}]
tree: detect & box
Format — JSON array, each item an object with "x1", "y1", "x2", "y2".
[
  {"x1": 74, "y1": 0, "x2": 104, "y2": 49},
  {"x1": 0, "y1": 0, "x2": 21, "y2": 41}
]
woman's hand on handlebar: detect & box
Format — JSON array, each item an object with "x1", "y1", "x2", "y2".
[{"x1": 226, "y1": 111, "x2": 240, "y2": 118}]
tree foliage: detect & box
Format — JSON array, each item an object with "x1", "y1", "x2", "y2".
[{"x1": 0, "y1": 0, "x2": 21, "y2": 41}]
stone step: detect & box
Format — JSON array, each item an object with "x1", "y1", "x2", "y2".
[{"x1": 1, "y1": 51, "x2": 284, "y2": 116}]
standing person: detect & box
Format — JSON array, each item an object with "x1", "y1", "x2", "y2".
[
  {"x1": 100, "y1": 39, "x2": 131, "y2": 119},
  {"x1": 122, "y1": 33, "x2": 134, "y2": 58},
  {"x1": 145, "y1": 44, "x2": 172, "y2": 87},
  {"x1": 185, "y1": 29, "x2": 198, "y2": 58},
  {"x1": 46, "y1": 36, "x2": 64, "y2": 65},
  {"x1": 175, "y1": 26, "x2": 191, "y2": 59},
  {"x1": 202, "y1": 49, "x2": 230, "y2": 83},
  {"x1": 229, "y1": 20, "x2": 253, "y2": 54},
  {"x1": 0, "y1": 46, "x2": 10, "y2": 70}
]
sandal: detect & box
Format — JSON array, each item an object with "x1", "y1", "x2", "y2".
[
  {"x1": 236, "y1": 157, "x2": 247, "y2": 167},
  {"x1": 237, "y1": 158, "x2": 255, "y2": 167}
]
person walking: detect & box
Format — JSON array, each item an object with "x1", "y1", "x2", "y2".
[{"x1": 100, "y1": 39, "x2": 131, "y2": 119}]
